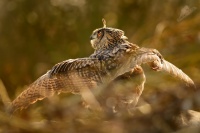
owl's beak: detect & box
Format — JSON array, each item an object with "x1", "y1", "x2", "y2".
[
  {"x1": 90, "y1": 35, "x2": 95, "y2": 40},
  {"x1": 121, "y1": 35, "x2": 128, "y2": 40}
]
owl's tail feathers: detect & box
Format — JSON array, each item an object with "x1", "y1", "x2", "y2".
[{"x1": 162, "y1": 60, "x2": 196, "y2": 89}]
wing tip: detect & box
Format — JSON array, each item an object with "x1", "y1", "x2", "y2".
[
  {"x1": 162, "y1": 60, "x2": 196, "y2": 89},
  {"x1": 5, "y1": 103, "x2": 15, "y2": 115},
  {"x1": 186, "y1": 81, "x2": 196, "y2": 90}
]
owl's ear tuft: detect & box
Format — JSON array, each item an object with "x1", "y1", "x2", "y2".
[{"x1": 102, "y1": 18, "x2": 106, "y2": 28}]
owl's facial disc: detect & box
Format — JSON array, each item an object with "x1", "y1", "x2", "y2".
[
  {"x1": 90, "y1": 27, "x2": 128, "y2": 50},
  {"x1": 90, "y1": 28, "x2": 104, "y2": 49}
]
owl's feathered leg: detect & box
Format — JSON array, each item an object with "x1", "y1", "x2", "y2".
[
  {"x1": 126, "y1": 66, "x2": 146, "y2": 108},
  {"x1": 98, "y1": 66, "x2": 146, "y2": 114},
  {"x1": 117, "y1": 66, "x2": 146, "y2": 113},
  {"x1": 117, "y1": 66, "x2": 146, "y2": 105}
]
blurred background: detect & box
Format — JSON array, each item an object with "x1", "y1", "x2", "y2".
[{"x1": 0, "y1": 0, "x2": 200, "y2": 132}]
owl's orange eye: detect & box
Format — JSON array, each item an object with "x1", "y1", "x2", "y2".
[{"x1": 97, "y1": 31, "x2": 102, "y2": 38}]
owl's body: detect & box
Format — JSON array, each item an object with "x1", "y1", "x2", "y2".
[
  {"x1": 10, "y1": 20, "x2": 195, "y2": 113},
  {"x1": 11, "y1": 41, "x2": 142, "y2": 112}
]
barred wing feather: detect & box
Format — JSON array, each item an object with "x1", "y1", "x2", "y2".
[{"x1": 9, "y1": 58, "x2": 103, "y2": 113}]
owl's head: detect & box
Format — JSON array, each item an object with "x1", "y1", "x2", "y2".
[{"x1": 90, "y1": 19, "x2": 128, "y2": 50}]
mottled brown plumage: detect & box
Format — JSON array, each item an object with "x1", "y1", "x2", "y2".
[{"x1": 9, "y1": 20, "x2": 195, "y2": 114}]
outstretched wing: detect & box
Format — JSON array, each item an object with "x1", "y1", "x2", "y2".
[
  {"x1": 10, "y1": 58, "x2": 103, "y2": 113},
  {"x1": 49, "y1": 58, "x2": 103, "y2": 92},
  {"x1": 134, "y1": 48, "x2": 195, "y2": 88}
]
